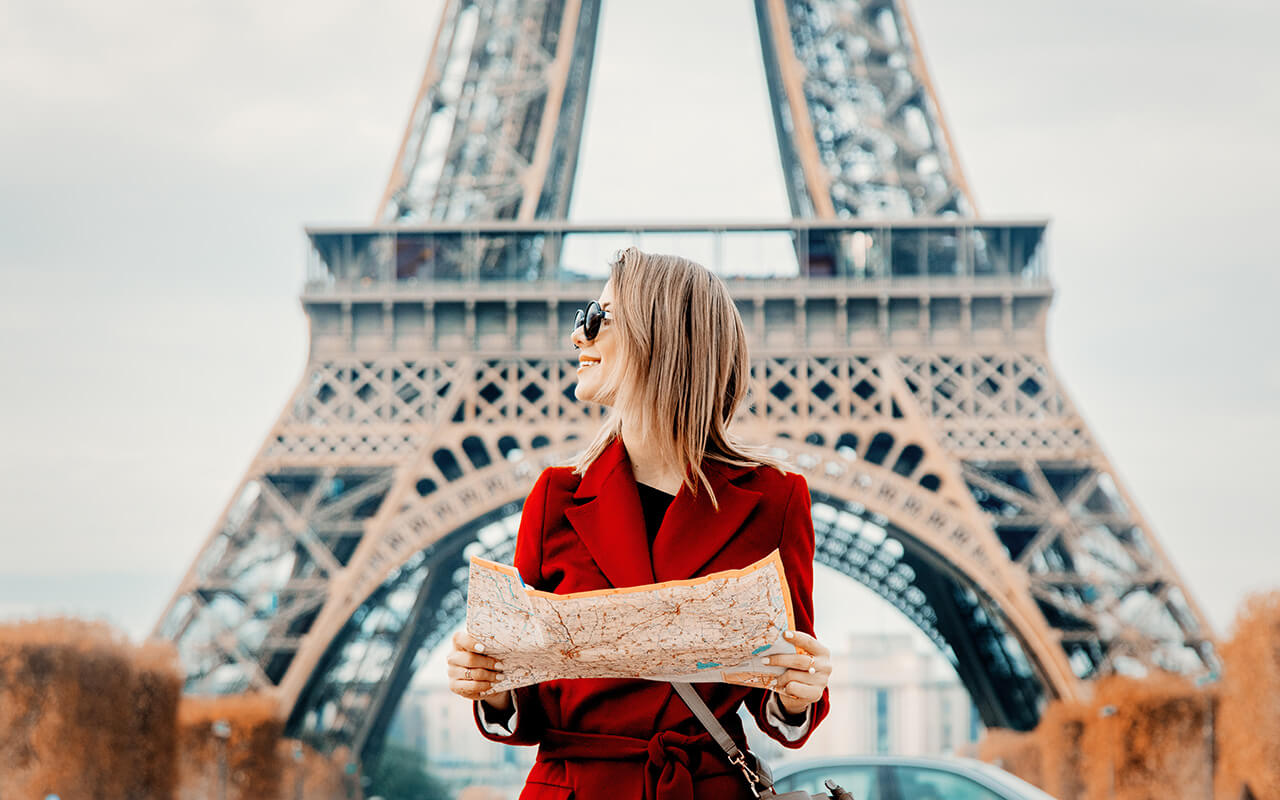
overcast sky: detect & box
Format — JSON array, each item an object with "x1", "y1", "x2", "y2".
[{"x1": 1, "y1": 0, "x2": 1277, "y2": 651}]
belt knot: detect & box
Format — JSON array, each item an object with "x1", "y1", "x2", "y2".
[{"x1": 645, "y1": 729, "x2": 703, "y2": 800}]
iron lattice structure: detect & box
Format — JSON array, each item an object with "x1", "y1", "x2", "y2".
[{"x1": 155, "y1": 0, "x2": 1217, "y2": 766}]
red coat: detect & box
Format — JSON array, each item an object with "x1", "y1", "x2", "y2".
[{"x1": 473, "y1": 437, "x2": 830, "y2": 799}]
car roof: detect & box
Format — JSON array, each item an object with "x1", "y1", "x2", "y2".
[
  {"x1": 772, "y1": 754, "x2": 994, "y2": 775},
  {"x1": 771, "y1": 756, "x2": 1058, "y2": 800}
]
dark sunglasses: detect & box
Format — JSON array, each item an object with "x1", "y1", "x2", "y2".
[{"x1": 573, "y1": 300, "x2": 609, "y2": 344}]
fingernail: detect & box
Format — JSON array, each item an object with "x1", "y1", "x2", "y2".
[
  {"x1": 494, "y1": 661, "x2": 504, "y2": 671},
  {"x1": 474, "y1": 642, "x2": 486, "y2": 653},
  {"x1": 808, "y1": 667, "x2": 816, "y2": 674},
  {"x1": 784, "y1": 631, "x2": 794, "y2": 640},
  {"x1": 768, "y1": 679, "x2": 777, "y2": 689},
  {"x1": 762, "y1": 657, "x2": 771, "y2": 665}
]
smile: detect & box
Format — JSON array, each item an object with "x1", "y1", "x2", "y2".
[{"x1": 577, "y1": 356, "x2": 601, "y2": 369}]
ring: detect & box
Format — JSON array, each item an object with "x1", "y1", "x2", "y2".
[
  {"x1": 464, "y1": 668, "x2": 472, "y2": 681},
  {"x1": 808, "y1": 656, "x2": 816, "y2": 670}
]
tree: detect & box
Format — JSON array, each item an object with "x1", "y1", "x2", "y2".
[{"x1": 366, "y1": 744, "x2": 451, "y2": 800}]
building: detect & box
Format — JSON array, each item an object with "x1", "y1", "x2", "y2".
[
  {"x1": 754, "y1": 632, "x2": 981, "y2": 765},
  {"x1": 387, "y1": 680, "x2": 536, "y2": 796}
]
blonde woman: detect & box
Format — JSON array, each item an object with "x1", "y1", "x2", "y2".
[{"x1": 447, "y1": 247, "x2": 832, "y2": 800}]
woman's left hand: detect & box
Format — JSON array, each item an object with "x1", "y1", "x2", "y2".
[{"x1": 763, "y1": 630, "x2": 832, "y2": 715}]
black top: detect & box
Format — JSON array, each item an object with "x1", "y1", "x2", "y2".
[
  {"x1": 636, "y1": 482, "x2": 676, "y2": 544},
  {"x1": 635, "y1": 483, "x2": 811, "y2": 726}
]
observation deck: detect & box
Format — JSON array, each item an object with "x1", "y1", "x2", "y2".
[{"x1": 300, "y1": 219, "x2": 1051, "y2": 355}]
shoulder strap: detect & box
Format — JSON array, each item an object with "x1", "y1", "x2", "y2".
[{"x1": 670, "y1": 681, "x2": 775, "y2": 793}]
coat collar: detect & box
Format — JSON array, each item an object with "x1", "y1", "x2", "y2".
[{"x1": 564, "y1": 437, "x2": 762, "y2": 587}]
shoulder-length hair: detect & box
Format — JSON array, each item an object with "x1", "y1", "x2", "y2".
[{"x1": 571, "y1": 246, "x2": 787, "y2": 510}]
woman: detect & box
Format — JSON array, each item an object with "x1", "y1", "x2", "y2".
[{"x1": 447, "y1": 247, "x2": 832, "y2": 799}]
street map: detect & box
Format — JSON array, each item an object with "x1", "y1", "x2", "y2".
[{"x1": 465, "y1": 550, "x2": 802, "y2": 694}]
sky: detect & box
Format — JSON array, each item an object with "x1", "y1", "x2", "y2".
[{"x1": 1, "y1": 0, "x2": 1278, "y2": 658}]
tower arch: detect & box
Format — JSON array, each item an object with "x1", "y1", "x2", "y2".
[{"x1": 278, "y1": 434, "x2": 1083, "y2": 762}]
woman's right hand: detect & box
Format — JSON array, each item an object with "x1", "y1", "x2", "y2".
[{"x1": 447, "y1": 630, "x2": 511, "y2": 711}]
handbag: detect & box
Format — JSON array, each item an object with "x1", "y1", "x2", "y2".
[{"x1": 670, "y1": 682, "x2": 854, "y2": 800}]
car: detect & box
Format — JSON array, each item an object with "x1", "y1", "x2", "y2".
[{"x1": 768, "y1": 754, "x2": 1058, "y2": 800}]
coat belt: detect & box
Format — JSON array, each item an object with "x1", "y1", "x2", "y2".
[{"x1": 538, "y1": 727, "x2": 737, "y2": 800}]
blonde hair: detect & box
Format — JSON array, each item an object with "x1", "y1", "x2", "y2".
[{"x1": 572, "y1": 247, "x2": 787, "y2": 510}]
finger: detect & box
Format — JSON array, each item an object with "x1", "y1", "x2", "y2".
[
  {"x1": 449, "y1": 679, "x2": 495, "y2": 698},
  {"x1": 453, "y1": 629, "x2": 497, "y2": 655},
  {"x1": 783, "y1": 630, "x2": 828, "y2": 657},
  {"x1": 782, "y1": 666, "x2": 831, "y2": 692},
  {"x1": 779, "y1": 681, "x2": 824, "y2": 703},
  {"x1": 762, "y1": 653, "x2": 829, "y2": 673},
  {"x1": 446, "y1": 650, "x2": 504, "y2": 671},
  {"x1": 449, "y1": 684, "x2": 489, "y2": 701},
  {"x1": 775, "y1": 667, "x2": 822, "y2": 688},
  {"x1": 448, "y1": 665, "x2": 501, "y2": 683},
  {"x1": 447, "y1": 638, "x2": 504, "y2": 670},
  {"x1": 767, "y1": 668, "x2": 813, "y2": 692}
]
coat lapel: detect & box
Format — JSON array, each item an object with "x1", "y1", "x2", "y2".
[
  {"x1": 565, "y1": 437, "x2": 765, "y2": 587},
  {"x1": 564, "y1": 438, "x2": 656, "y2": 588},
  {"x1": 650, "y1": 458, "x2": 762, "y2": 583}
]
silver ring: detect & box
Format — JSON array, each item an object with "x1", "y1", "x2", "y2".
[{"x1": 464, "y1": 668, "x2": 472, "y2": 681}]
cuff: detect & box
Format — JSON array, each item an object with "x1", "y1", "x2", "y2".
[
  {"x1": 476, "y1": 691, "x2": 519, "y2": 735},
  {"x1": 765, "y1": 692, "x2": 813, "y2": 742}
]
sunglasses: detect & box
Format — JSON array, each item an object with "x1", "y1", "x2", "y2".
[{"x1": 573, "y1": 300, "x2": 610, "y2": 344}]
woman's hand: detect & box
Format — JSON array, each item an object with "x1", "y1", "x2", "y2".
[
  {"x1": 447, "y1": 630, "x2": 511, "y2": 711},
  {"x1": 763, "y1": 630, "x2": 832, "y2": 716}
]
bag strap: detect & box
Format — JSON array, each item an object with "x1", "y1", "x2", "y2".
[{"x1": 670, "y1": 681, "x2": 775, "y2": 795}]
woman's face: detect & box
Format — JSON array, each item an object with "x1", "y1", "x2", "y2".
[{"x1": 570, "y1": 278, "x2": 620, "y2": 405}]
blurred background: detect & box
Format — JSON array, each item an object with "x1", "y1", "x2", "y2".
[{"x1": 2, "y1": 1, "x2": 1277, "y2": 797}]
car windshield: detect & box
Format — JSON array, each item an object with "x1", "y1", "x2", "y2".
[
  {"x1": 773, "y1": 764, "x2": 878, "y2": 799},
  {"x1": 966, "y1": 761, "x2": 1059, "y2": 800}
]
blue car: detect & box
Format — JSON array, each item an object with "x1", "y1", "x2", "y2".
[{"x1": 769, "y1": 755, "x2": 1058, "y2": 800}]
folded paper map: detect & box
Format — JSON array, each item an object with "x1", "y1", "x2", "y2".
[{"x1": 466, "y1": 550, "x2": 802, "y2": 694}]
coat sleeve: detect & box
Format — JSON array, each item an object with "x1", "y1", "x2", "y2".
[
  {"x1": 472, "y1": 466, "x2": 554, "y2": 746},
  {"x1": 748, "y1": 471, "x2": 831, "y2": 747}
]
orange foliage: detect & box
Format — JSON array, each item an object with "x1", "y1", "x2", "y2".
[
  {"x1": 1216, "y1": 591, "x2": 1280, "y2": 799},
  {"x1": 0, "y1": 617, "x2": 182, "y2": 800},
  {"x1": 175, "y1": 692, "x2": 362, "y2": 799},
  {"x1": 177, "y1": 693, "x2": 286, "y2": 800},
  {"x1": 0, "y1": 618, "x2": 360, "y2": 800},
  {"x1": 1034, "y1": 701, "x2": 1086, "y2": 800},
  {"x1": 980, "y1": 677, "x2": 1217, "y2": 800},
  {"x1": 276, "y1": 742, "x2": 363, "y2": 800},
  {"x1": 978, "y1": 728, "x2": 1041, "y2": 787},
  {"x1": 978, "y1": 590, "x2": 1280, "y2": 800},
  {"x1": 980, "y1": 676, "x2": 1213, "y2": 800},
  {"x1": 1080, "y1": 674, "x2": 1213, "y2": 800}
]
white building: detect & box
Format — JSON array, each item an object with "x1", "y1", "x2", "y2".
[
  {"x1": 388, "y1": 680, "x2": 535, "y2": 795},
  {"x1": 750, "y1": 632, "x2": 981, "y2": 766}
]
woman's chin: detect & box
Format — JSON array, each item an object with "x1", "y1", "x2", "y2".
[{"x1": 574, "y1": 385, "x2": 609, "y2": 406}]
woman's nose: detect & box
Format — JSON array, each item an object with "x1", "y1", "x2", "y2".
[{"x1": 569, "y1": 323, "x2": 587, "y2": 350}]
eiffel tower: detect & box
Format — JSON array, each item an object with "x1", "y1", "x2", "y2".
[{"x1": 155, "y1": 0, "x2": 1218, "y2": 766}]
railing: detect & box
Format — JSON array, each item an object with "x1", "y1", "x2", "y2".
[{"x1": 303, "y1": 219, "x2": 1048, "y2": 289}]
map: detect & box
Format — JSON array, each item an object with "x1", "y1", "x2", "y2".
[{"x1": 465, "y1": 550, "x2": 802, "y2": 694}]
